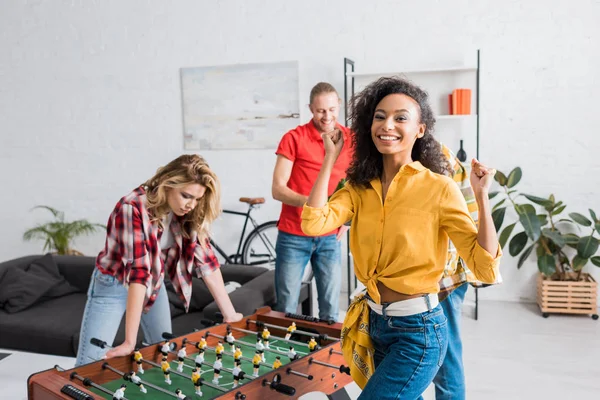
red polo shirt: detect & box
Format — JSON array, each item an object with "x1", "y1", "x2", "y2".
[{"x1": 275, "y1": 121, "x2": 353, "y2": 236}]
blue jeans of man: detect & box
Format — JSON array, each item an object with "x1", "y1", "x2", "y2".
[
  {"x1": 274, "y1": 231, "x2": 341, "y2": 321},
  {"x1": 75, "y1": 268, "x2": 172, "y2": 366},
  {"x1": 432, "y1": 283, "x2": 469, "y2": 400},
  {"x1": 358, "y1": 304, "x2": 448, "y2": 400}
]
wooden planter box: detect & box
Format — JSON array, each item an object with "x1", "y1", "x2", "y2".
[{"x1": 537, "y1": 273, "x2": 599, "y2": 319}]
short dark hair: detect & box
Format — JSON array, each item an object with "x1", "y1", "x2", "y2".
[{"x1": 309, "y1": 82, "x2": 339, "y2": 104}]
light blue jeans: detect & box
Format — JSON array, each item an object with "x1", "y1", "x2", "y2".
[
  {"x1": 433, "y1": 283, "x2": 469, "y2": 400},
  {"x1": 274, "y1": 231, "x2": 341, "y2": 321},
  {"x1": 358, "y1": 304, "x2": 448, "y2": 400},
  {"x1": 75, "y1": 268, "x2": 172, "y2": 366}
]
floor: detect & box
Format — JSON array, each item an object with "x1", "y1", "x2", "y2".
[{"x1": 3, "y1": 300, "x2": 599, "y2": 399}]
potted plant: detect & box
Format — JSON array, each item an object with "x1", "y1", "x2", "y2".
[
  {"x1": 23, "y1": 206, "x2": 105, "y2": 255},
  {"x1": 490, "y1": 167, "x2": 600, "y2": 319}
]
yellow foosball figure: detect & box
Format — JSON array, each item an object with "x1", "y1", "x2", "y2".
[
  {"x1": 133, "y1": 349, "x2": 144, "y2": 374},
  {"x1": 191, "y1": 367, "x2": 203, "y2": 396},
  {"x1": 285, "y1": 322, "x2": 297, "y2": 340},
  {"x1": 261, "y1": 327, "x2": 271, "y2": 348},
  {"x1": 215, "y1": 341, "x2": 225, "y2": 357},
  {"x1": 161, "y1": 357, "x2": 172, "y2": 385},
  {"x1": 197, "y1": 337, "x2": 207, "y2": 350},
  {"x1": 233, "y1": 345, "x2": 243, "y2": 362},
  {"x1": 252, "y1": 351, "x2": 262, "y2": 377},
  {"x1": 272, "y1": 356, "x2": 282, "y2": 369},
  {"x1": 308, "y1": 337, "x2": 318, "y2": 352}
]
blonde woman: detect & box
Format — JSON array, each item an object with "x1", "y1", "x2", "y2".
[{"x1": 75, "y1": 154, "x2": 242, "y2": 366}]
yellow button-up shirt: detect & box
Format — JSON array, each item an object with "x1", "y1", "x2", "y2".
[{"x1": 301, "y1": 161, "x2": 501, "y2": 304}]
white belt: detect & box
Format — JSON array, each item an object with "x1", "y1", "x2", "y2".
[{"x1": 367, "y1": 293, "x2": 439, "y2": 317}]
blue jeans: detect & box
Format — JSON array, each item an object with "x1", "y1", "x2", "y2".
[
  {"x1": 75, "y1": 268, "x2": 172, "y2": 366},
  {"x1": 358, "y1": 304, "x2": 448, "y2": 400},
  {"x1": 433, "y1": 283, "x2": 468, "y2": 400},
  {"x1": 274, "y1": 231, "x2": 341, "y2": 321}
]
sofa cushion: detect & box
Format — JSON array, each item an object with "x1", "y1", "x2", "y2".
[
  {"x1": 170, "y1": 312, "x2": 213, "y2": 337},
  {"x1": 0, "y1": 254, "x2": 79, "y2": 313},
  {"x1": 0, "y1": 292, "x2": 86, "y2": 357}
]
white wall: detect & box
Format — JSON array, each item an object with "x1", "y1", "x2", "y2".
[{"x1": 1, "y1": 0, "x2": 599, "y2": 305}]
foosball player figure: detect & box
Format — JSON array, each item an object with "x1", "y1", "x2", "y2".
[
  {"x1": 175, "y1": 388, "x2": 186, "y2": 399},
  {"x1": 176, "y1": 346, "x2": 187, "y2": 372},
  {"x1": 252, "y1": 351, "x2": 262, "y2": 377},
  {"x1": 191, "y1": 367, "x2": 203, "y2": 397},
  {"x1": 226, "y1": 329, "x2": 236, "y2": 352},
  {"x1": 212, "y1": 355, "x2": 223, "y2": 385},
  {"x1": 287, "y1": 346, "x2": 298, "y2": 361},
  {"x1": 284, "y1": 322, "x2": 296, "y2": 340},
  {"x1": 215, "y1": 341, "x2": 225, "y2": 357},
  {"x1": 161, "y1": 340, "x2": 172, "y2": 357},
  {"x1": 129, "y1": 370, "x2": 147, "y2": 393},
  {"x1": 195, "y1": 348, "x2": 205, "y2": 367},
  {"x1": 232, "y1": 360, "x2": 244, "y2": 388},
  {"x1": 233, "y1": 345, "x2": 243, "y2": 362},
  {"x1": 112, "y1": 384, "x2": 127, "y2": 400},
  {"x1": 133, "y1": 348, "x2": 144, "y2": 374},
  {"x1": 261, "y1": 327, "x2": 271, "y2": 348},
  {"x1": 272, "y1": 356, "x2": 282, "y2": 369},
  {"x1": 161, "y1": 356, "x2": 172, "y2": 385},
  {"x1": 197, "y1": 336, "x2": 207, "y2": 350},
  {"x1": 308, "y1": 337, "x2": 318, "y2": 352},
  {"x1": 256, "y1": 338, "x2": 266, "y2": 362}
]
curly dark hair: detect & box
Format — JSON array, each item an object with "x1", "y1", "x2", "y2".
[{"x1": 346, "y1": 76, "x2": 451, "y2": 187}]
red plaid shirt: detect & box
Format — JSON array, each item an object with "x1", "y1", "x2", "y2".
[{"x1": 96, "y1": 187, "x2": 220, "y2": 312}]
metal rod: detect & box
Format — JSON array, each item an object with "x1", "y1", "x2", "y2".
[
  {"x1": 204, "y1": 331, "x2": 289, "y2": 358},
  {"x1": 286, "y1": 367, "x2": 313, "y2": 381},
  {"x1": 143, "y1": 341, "x2": 255, "y2": 380},
  {"x1": 102, "y1": 363, "x2": 180, "y2": 399},
  {"x1": 308, "y1": 357, "x2": 350, "y2": 375},
  {"x1": 57, "y1": 367, "x2": 130, "y2": 400},
  {"x1": 183, "y1": 338, "x2": 274, "y2": 369},
  {"x1": 329, "y1": 348, "x2": 343, "y2": 356},
  {"x1": 139, "y1": 355, "x2": 227, "y2": 392},
  {"x1": 228, "y1": 325, "x2": 311, "y2": 348},
  {"x1": 246, "y1": 319, "x2": 340, "y2": 341}
]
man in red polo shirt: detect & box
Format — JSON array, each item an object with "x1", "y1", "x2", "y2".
[{"x1": 271, "y1": 82, "x2": 353, "y2": 322}]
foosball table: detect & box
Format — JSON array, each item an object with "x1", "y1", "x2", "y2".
[{"x1": 28, "y1": 307, "x2": 354, "y2": 399}]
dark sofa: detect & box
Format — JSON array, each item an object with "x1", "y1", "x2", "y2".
[{"x1": 0, "y1": 254, "x2": 312, "y2": 357}]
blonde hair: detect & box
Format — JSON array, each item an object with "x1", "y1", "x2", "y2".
[
  {"x1": 309, "y1": 82, "x2": 339, "y2": 104},
  {"x1": 142, "y1": 154, "x2": 220, "y2": 245}
]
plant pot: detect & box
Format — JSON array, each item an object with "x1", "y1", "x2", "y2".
[{"x1": 537, "y1": 273, "x2": 598, "y2": 319}]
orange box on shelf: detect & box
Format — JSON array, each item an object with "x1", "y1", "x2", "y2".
[{"x1": 449, "y1": 88, "x2": 472, "y2": 115}]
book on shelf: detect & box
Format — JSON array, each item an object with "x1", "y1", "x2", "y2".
[{"x1": 448, "y1": 88, "x2": 472, "y2": 115}]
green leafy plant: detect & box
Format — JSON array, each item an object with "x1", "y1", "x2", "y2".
[
  {"x1": 23, "y1": 206, "x2": 105, "y2": 255},
  {"x1": 490, "y1": 167, "x2": 600, "y2": 281}
]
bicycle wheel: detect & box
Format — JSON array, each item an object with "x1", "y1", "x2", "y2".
[{"x1": 241, "y1": 221, "x2": 278, "y2": 269}]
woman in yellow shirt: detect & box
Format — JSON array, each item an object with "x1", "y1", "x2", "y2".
[{"x1": 301, "y1": 76, "x2": 501, "y2": 400}]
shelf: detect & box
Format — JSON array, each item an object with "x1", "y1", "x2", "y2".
[
  {"x1": 437, "y1": 114, "x2": 477, "y2": 120},
  {"x1": 346, "y1": 66, "x2": 477, "y2": 78}
]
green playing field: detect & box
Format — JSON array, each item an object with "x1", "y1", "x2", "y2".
[{"x1": 91, "y1": 334, "x2": 310, "y2": 399}]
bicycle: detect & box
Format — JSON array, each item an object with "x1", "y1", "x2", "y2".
[{"x1": 210, "y1": 197, "x2": 278, "y2": 268}]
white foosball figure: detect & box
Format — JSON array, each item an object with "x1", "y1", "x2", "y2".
[
  {"x1": 129, "y1": 371, "x2": 147, "y2": 393},
  {"x1": 287, "y1": 346, "x2": 297, "y2": 360},
  {"x1": 176, "y1": 347, "x2": 187, "y2": 372},
  {"x1": 232, "y1": 360, "x2": 243, "y2": 388},
  {"x1": 112, "y1": 384, "x2": 127, "y2": 400},
  {"x1": 256, "y1": 338, "x2": 266, "y2": 362},
  {"x1": 195, "y1": 348, "x2": 205, "y2": 367},
  {"x1": 212, "y1": 357, "x2": 223, "y2": 385},
  {"x1": 161, "y1": 340, "x2": 171, "y2": 356},
  {"x1": 175, "y1": 388, "x2": 186, "y2": 399},
  {"x1": 226, "y1": 330, "x2": 236, "y2": 352}
]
